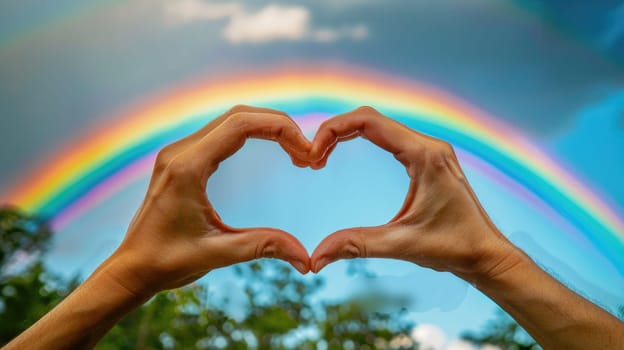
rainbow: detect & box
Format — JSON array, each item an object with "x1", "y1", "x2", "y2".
[{"x1": 2, "y1": 67, "x2": 624, "y2": 273}]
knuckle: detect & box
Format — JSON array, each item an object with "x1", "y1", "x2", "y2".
[
  {"x1": 227, "y1": 104, "x2": 252, "y2": 115},
  {"x1": 154, "y1": 145, "x2": 176, "y2": 174},
  {"x1": 318, "y1": 117, "x2": 334, "y2": 131},
  {"x1": 257, "y1": 236, "x2": 279, "y2": 259},
  {"x1": 426, "y1": 141, "x2": 454, "y2": 170},
  {"x1": 225, "y1": 112, "x2": 250, "y2": 130},
  {"x1": 340, "y1": 231, "x2": 366, "y2": 259},
  {"x1": 274, "y1": 124, "x2": 287, "y2": 139},
  {"x1": 355, "y1": 105, "x2": 380, "y2": 115}
]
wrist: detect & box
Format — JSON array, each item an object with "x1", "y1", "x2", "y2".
[
  {"x1": 454, "y1": 233, "x2": 528, "y2": 287},
  {"x1": 91, "y1": 249, "x2": 159, "y2": 301}
]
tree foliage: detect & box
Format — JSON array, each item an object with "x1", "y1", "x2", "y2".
[
  {"x1": 0, "y1": 206, "x2": 78, "y2": 344},
  {"x1": 461, "y1": 309, "x2": 540, "y2": 350},
  {"x1": 0, "y1": 206, "x2": 52, "y2": 275},
  {"x1": 97, "y1": 261, "x2": 417, "y2": 349}
]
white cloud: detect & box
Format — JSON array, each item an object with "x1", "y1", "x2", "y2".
[
  {"x1": 164, "y1": 0, "x2": 368, "y2": 44},
  {"x1": 445, "y1": 339, "x2": 477, "y2": 350},
  {"x1": 224, "y1": 4, "x2": 309, "y2": 44},
  {"x1": 409, "y1": 324, "x2": 493, "y2": 350},
  {"x1": 390, "y1": 334, "x2": 415, "y2": 348},
  {"x1": 480, "y1": 345, "x2": 502, "y2": 350},
  {"x1": 411, "y1": 324, "x2": 447, "y2": 350}
]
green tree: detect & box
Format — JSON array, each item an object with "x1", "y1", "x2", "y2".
[
  {"x1": 98, "y1": 261, "x2": 417, "y2": 349},
  {"x1": 0, "y1": 206, "x2": 51, "y2": 272},
  {"x1": 461, "y1": 309, "x2": 539, "y2": 350},
  {"x1": 98, "y1": 285, "x2": 243, "y2": 350},
  {"x1": 0, "y1": 206, "x2": 78, "y2": 345}
]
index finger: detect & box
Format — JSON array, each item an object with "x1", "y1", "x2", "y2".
[
  {"x1": 310, "y1": 106, "x2": 421, "y2": 168},
  {"x1": 181, "y1": 112, "x2": 312, "y2": 181},
  {"x1": 161, "y1": 105, "x2": 293, "y2": 160}
]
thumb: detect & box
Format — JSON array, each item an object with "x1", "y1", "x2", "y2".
[
  {"x1": 310, "y1": 226, "x2": 392, "y2": 273},
  {"x1": 212, "y1": 228, "x2": 311, "y2": 274}
]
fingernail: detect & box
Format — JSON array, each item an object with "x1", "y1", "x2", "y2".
[
  {"x1": 292, "y1": 260, "x2": 308, "y2": 274},
  {"x1": 314, "y1": 257, "x2": 330, "y2": 273},
  {"x1": 310, "y1": 144, "x2": 322, "y2": 162}
]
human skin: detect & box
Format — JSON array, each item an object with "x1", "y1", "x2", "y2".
[
  {"x1": 3, "y1": 105, "x2": 313, "y2": 349},
  {"x1": 308, "y1": 107, "x2": 624, "y2": 349},
  {"x1": 5, "y1": 105, "x2": 623, "y2": 349}
]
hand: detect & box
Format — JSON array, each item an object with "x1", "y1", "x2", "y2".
[
  {"x1": 99, "y1": 105, "x2": 312, "y2": 298},
  {"x1": 10, "y1": 106, "x2": 621, "y2": 350},
  {"x1": 309, "y1": 107, "x2": 521, "y2": 282}
]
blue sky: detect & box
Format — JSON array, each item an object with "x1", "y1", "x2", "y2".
[{"x1": 1, "y1": 1, "x2": 624, "y2": 348}]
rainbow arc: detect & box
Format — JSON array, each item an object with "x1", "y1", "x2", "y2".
[{"x1": 3, "y1": 68, "x2": 623, "y2": 273}]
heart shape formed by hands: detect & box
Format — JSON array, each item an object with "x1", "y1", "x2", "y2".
[
  {"x1": 111, "y1": 104, "x2": 512, "y2": 297},
  {"x1": 16, "y1": 104, "x2": 619, "y2": 350}
]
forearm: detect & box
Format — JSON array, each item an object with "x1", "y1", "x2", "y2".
[
  {"x1": 473, "y1": 245, "x2": 624, "y2": 349},
  {"x1": 4, "y1": 263, "x2": 151, "y2": 350}
]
